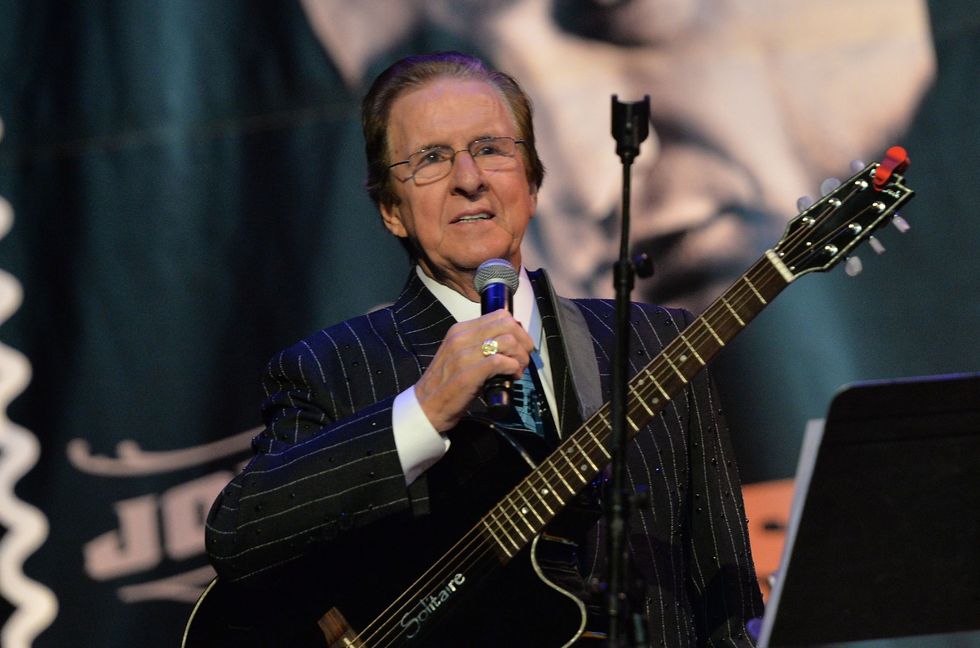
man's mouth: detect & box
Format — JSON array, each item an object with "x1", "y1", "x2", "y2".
[{"x1": 453, "y1": 212, "x2": 494, "y2": 223}]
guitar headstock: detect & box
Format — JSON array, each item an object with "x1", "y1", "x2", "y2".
[{"x1": 771, "y1": 146, "x2": 915, "y2": 278}]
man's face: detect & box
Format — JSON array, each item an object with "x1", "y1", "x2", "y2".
[{"x1": 380, "y1": 78, "x2": 537, "y2": 299}]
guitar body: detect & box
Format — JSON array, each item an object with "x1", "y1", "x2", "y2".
[
  {"x1": 375, "y1": 534, "x2": 592, "y2": 647},
  {"x1": 184, "y1": 538, "x2": 596, "y2": 647},
  {"x1": 186, "y1": 420, "x2": 603, "y2": 647}
]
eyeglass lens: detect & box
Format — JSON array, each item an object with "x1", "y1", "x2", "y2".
[{"x1": 411, "y1": 137, "x2": 519, "y2": 182}]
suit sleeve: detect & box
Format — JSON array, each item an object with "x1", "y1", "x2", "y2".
[{"x1": 205, "y1": 331, "x2": 423, "y2": 585}]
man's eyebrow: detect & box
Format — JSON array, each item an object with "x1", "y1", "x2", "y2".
[
  {"x1": 410, "y1": 135, "x2": 498, "y2": 153},
  {"x1": 411, "y1": 142, "x2": 449, "y2": 153}
]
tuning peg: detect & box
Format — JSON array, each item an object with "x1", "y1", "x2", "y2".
[
  {"x1": 850, "y1": 159, "x2": 867, "y2": 173},
  {"x1": 797, "y1": 195, "x2": 814, "y2": 212},
  {"x1": 820, "y1": 177, "x2": 841, "y2": 196},
  {"x1": 869, "y1": 236, "x2": 886, "y2": 255},
  {"x1": 845, "y1": 256, "x2": 863, "y2": 276},
  {"x1": 891, "y1": 214, "x2": 911, "y2": 233}
]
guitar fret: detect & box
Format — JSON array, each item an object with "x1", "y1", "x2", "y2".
[
  {"x1": 506, "y1": 494, "x2": 536, "y2": 534},
  {"x1": 568, "y1": 436, "x2": 599, "y2": 472},
  {"x1": 529, "y1": 468, "x2": 564, "y2": 509},
  {"x1": 743, "y1": 276, "x2": 767, "y2": 304},
  {"x1": 678, "y1": 334, "x2": 706, "y2": 365},
  {"x1": 497, "y1": 516, "x2": 522, "y2": 551},
  {"x1": 555, "y1": 447, "x2": 588, "y2": 484},
  {"x1": 596, "y1": 409, "x2": 611, "y2": 430},
  {"x1": 585, "y1": 425, "x2": 612, "y2": 460},
  {"x1": 650, "y1": 372, "x2": 670, "y2": 400},
  {"x1": 508, "y1": 521, "x2": 529, "y2": 544},
  {"x1": 515, "y1": 486, "x2": 546, "y2": 525},
  {"x1": 543, "y1": 477, "x2": 567, "y2": 506},
  {"x1": 528, "y1": 481, "x2": 556, "y2": 516},
  {"x1": 721, "y1": 297, "x2": 746, "y2": 326},
  {"x1": 663, "y1": 353, "x2": 689, "y2": 384},
  {"x1": 703, "y1": 320, "x2": 725, "y2": 346},
  {"x1": 487, "y1": 505, "x2": 522, "y2": 551},
  {"x1": 481, "y1": 518, "x2": 513, "y2": 558},
  {"x1": 544, "y1": 459, "x2": 576, "y2": 496},
  {"x1": 485, "y1": 507, "x2": 504, "y2": 537},
  {"x1": 632, "y1": 386, "x2": 655, "y2": 415},
  {"x1": 626, "y1": 415, "x2": 640, "y2": 432}
]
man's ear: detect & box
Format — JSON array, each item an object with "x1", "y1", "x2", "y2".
[{"x1": 380, "y1": 202, "x2": 407, "y2": 238}]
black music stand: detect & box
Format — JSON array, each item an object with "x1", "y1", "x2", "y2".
[{"x1": 758, "y1": 372, "x2": 980, "y2": 647}]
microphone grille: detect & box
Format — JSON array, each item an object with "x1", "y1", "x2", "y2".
[{"x1": 474, "y1": 258, "x2": 519, "y2": 293}]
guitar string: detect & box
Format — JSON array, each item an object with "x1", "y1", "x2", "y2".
[
  {"x1": 357, "y1": 528, "x2": 512, "y2": 646},
  {"x1": 358, "y1": 194, "x2": 874, "y2": 647},
  {"x1": 354, "y1": 178, "x2": 891, "y2": 645},
  {"x1": 357, "y1": 191, "x2": 878, "y2": 647},
  {"x1": 363, "y1": 241, "x2": 850, "y2": 645},
  {"x1": 356, "y1": 267, "x2": 776, "y2": 648},
  {"x1": 359, "y1": 449, "x2": 588, "y2": 646}
]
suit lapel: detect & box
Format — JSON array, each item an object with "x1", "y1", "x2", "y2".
[
  {"x1": 391, "y1": 269, "x2": 456, "y2": 366},
  {"x1": 528, "y1": 269, "x2": 603, "y2": 438}
]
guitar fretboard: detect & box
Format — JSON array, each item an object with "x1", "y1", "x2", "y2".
[{"x1": 478, "y1": 255, "x2": 789, "y2": 557}]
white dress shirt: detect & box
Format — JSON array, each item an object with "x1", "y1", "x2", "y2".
[{"x1": 392, "y1": 265, "x2": 559, "y2": 485}]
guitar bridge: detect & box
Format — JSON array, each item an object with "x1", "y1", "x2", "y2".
[{"x1": 319, "y1": 607, "x2": 362, "y2": 648}]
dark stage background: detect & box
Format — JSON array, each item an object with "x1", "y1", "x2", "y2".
[{"x1": 0, "y1": 1, "x2": 977, "y2": 646}]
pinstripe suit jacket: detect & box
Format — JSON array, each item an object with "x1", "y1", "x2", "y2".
[{"x1": 206, "y1": 268, "x2": 762, "y2": 646}]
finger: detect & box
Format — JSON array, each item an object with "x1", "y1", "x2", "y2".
[
  {"x1": 481, "y1": 332, "x2": 529, "y2": 360},
  {"x1": 484, "y1": 335, "x2": 531, "y2": 378},
  {"x1": 444, "y1": 330, "x2": 528, "y2": 382},
  {"x1": 471, "y1": 311, "x2": 535, "y2": 352},
  {"x1": 483, "y1": 352, "x2": 526, "y2": 380}
]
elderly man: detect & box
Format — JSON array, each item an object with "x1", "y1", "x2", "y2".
[{"x1": 205, "y1": 51, "x2": 762, "y2": 647}]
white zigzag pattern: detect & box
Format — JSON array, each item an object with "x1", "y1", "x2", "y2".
[{"x1": 0, "y1": 183, "x2": 58, "y2": 645}]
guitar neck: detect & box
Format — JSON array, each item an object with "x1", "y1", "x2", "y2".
[
  {"x1": 353, "y1": 154, "x2": 914, "y2": 646},
  {"x1": 477, "y1": 253, "x2": 790, "y2": 558},
  {"x1": 476, "y1": 151, "x2": 917, "y2": 552}
]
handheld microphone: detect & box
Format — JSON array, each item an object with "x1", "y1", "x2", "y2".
[{"x1": 474, "y1": 258, "x2": 520, "y2": 419}]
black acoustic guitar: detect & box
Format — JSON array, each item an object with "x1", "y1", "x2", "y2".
[{"x1": 183, "y1": 149, "x2": 914, "y2": 648}]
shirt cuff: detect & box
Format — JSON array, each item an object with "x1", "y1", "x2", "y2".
[{"x1": 393, "y1": 385, "x2": 451, "y2": 485}]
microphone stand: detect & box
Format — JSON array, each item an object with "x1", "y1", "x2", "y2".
[{"x1": 605, "y1": 95, "x2": 652, "y2": 648}]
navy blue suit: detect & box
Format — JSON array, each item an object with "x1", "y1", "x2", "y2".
[{"x1": 206, "y1": 268, "x2": 762, "y2": 646}]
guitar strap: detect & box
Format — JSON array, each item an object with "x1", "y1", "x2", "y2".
[{"x1": 528, "y1": 268, "x2": 603, "y2": 437}]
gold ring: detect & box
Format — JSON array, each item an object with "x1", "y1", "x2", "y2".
[{"x1": 481, "y1": 339, "x2": 499, "y2": 357}]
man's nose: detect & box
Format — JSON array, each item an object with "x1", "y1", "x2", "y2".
[{"x1": 450, "y1": 151, "x2": 486, "y2": 197}]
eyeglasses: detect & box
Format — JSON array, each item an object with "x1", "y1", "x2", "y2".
[{"x1": 388, "y1": 136, "x2": 525, "y2": 184}]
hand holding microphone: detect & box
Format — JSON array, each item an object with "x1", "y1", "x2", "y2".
[
  {"x1": 412, "y1": 259, "x2": 532, "y2": 432},
  {"x1": 473, "y1": 259, "x2": 521, "y2": 419}
]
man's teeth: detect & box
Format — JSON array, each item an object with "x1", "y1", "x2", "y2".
[{"x1": 457, "y1": 213, "x2": 491, "y2": 222}]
